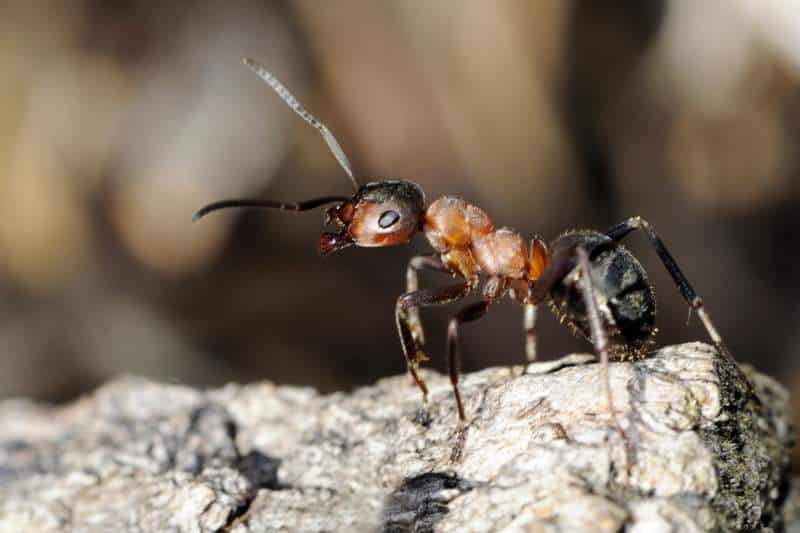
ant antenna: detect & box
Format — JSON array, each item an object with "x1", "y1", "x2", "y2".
[
  {"x1": 242, "y1": 57, "x2": 360, "y2": 192},
  {"x1": 192, "y1": 196, "x2": 349, "y2": 222}
]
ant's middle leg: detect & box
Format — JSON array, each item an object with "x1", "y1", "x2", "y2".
[
  {"x1": 525, "y1": 242, "x2": 582, "y2": 367},
  {"x1": 396, "y1": 282, "x2": 471, "y2": 407},
  {"x1": 523, "y1": 304, "x2": 538, "y2": 364},
  {"x1": 447, "y1": 300, "x2": 490, "y2": 422}
]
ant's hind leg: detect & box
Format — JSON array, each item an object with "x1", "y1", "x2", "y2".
[
  {"x1": 605, "y1": 217, "x2": 733, "y2": 363},
  {"x1": 396, "y1": 283, "x2": 471, "y2": 407},
  {"x1": 574, "y1": 248, "x2": 624, "y2": 435}
]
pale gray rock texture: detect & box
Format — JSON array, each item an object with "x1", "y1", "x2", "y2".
[{"x1": 0, "y1": 342, "x2": 793, "y2": 532}]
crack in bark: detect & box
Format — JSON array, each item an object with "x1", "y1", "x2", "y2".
[{"x1": 382, "y1": 472, "x2": 474, "y2": 533}]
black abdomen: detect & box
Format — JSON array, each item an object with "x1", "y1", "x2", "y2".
[{"x1": 547, "y1": 230, "x2": 656, "y2": 359}]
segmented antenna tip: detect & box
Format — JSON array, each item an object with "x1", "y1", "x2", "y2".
[{"x1": 242, "y1": 56, "x2": 359, "y2": 192}]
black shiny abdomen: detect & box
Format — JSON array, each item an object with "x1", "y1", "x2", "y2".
[{"x1": 548, "y1": 230, "x2": 656, "y2": 358}]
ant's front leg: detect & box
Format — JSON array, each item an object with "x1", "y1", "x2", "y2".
[
  {"x1": 395, "y1": 282, "x2": 471, "y2": 408},
  {"x1": 403, "y1": 256, "x2": 451, "y2": 348}
]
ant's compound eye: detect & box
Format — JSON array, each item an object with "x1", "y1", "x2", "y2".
[{"x1": 378, "y1": 210, "x2": 401, "y2": 229}]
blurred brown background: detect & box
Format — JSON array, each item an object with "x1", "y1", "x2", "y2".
[{"x1": 2, "y1": 0, "x2": 800, "y2": 436}]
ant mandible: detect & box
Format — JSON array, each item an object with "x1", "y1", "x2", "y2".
[{"x1": 195, "y1": 57, "x2": 740, "y2": 437}]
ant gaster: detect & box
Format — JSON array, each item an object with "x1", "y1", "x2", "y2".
[{"x1": 195, "y1": 58, "x2": 741, "y2": 438}]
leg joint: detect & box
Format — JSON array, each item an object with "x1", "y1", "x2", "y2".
[
  {"x1": 447, "y1": 318, "x2": 459, "y2": 337},
  {"x1": 628, "y1": 215, "x2": 647, "y2": 228},
  {"x1": 396, "y1": 293, "x2": 415, "y2": 312}
]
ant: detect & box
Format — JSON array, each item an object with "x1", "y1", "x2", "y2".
[{"x1": 195, "y1": 57, "x2": 744, "y2": 447}]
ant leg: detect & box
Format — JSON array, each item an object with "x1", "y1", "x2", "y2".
[
  {"x1": 574, "y1": 247, "x2": 625, "y2": 439},
  {"x1": 605, "y1": 217, "x2": 733, "y2": 363},
  {"x1": 532, "y1": 244, "x2": 633, "y2": 467},
  {"x1": 404, "y1": 256, "x2": 450, "y2": 348},
  {"x1": 396, "y1": 283, "x2": 471, "y2": 406},
  {"x1": 447, "y1": 300, "x2": 490, "y2": 462},
  {"x1": 523, "y1": 304, "x2": 538, "y2": 364},
  {"x1": 529, "y1": 241, "x2": 581, "y2": 306},
  {"x1": 447, "y1": 301, "x2": 490, "y2": 422}
]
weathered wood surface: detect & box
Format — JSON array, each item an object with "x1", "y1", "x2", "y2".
[{"x1": 0, "y1": 342, "x2": 793, "y2": 532}]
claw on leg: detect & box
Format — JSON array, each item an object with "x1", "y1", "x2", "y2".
[
  {"x1": 395, "y1": 282, "x2": 471, "y2": 419},
  {"x1": 449, "y1": 422, "x2": 468, "y2": 463}
]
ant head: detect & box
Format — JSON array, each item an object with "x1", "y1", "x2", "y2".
[
  {"x1": 321, "y1": 180, "x2": 425, "y2": 255},
  {"x1": 194, "y1": 60, "x2": 426, "y2": 257}
]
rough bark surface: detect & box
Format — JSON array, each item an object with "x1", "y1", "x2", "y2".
[{"x1": 0, "y1": 342, "x2": 793, "y2": 532}]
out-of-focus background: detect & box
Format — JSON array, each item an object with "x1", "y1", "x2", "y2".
[{"x1": 1, "y1": 0, "x2": 800, "y2": 443}]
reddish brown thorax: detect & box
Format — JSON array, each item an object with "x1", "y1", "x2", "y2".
[{"x1": 423, "y1": 196, "x2": 548, "y2": 291}]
